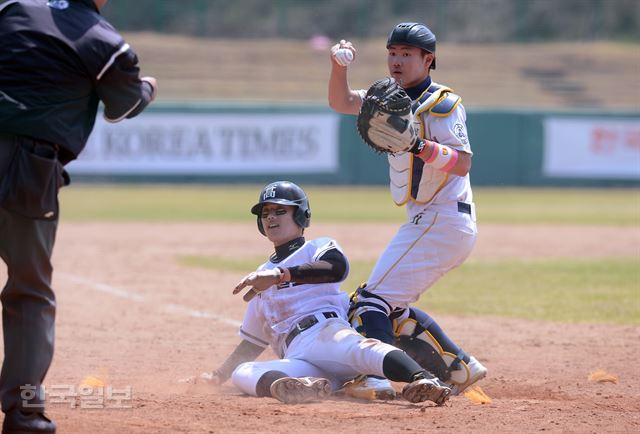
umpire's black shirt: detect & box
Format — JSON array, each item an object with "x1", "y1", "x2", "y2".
[{"x1": 0, "y1": 0, "x2": 154, "y2": 164}]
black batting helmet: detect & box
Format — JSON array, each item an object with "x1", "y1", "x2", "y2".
[
  {"x1": 387, "y1": 22, "x2": 437, "y2": 69},
  {"x1": 251, "y1": 181, "x2": 311, "y2": 236}
]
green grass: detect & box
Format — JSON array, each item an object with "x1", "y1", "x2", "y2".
[
  {"x1": 177, "y1": 255, "x2": 265, "y2": 273},
  {"x1": 182, "y1": 254, "x2": 639, "y2": 325},
  {"x1": 59, "y1": 185, "x2": 259, "y2": 222},
  {"x1": 346, "y1": 258, "x2": 639, "y2": 325},
  {"x1": 474, "y1": 188, "x2": 640, "y2": 225},
  {"x1": 59, "y1": 185, "x2": 640, "y2": 225}
]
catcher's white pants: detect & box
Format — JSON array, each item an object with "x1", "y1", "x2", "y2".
[
  {"x1": 232, "y1": 317, "x2": 395, "y2": 396},
  {"x1": 366, "y1": 206, "x2": 477, "y2": 309}
]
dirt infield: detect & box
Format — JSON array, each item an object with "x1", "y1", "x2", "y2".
[{"x1": 1, "y1": 222, "x2": 639, "y2": 433}]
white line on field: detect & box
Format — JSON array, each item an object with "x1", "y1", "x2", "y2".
[
  {"x1": 56, "y1": 272, "x2": 242, "y2": 328},
  {"x1": 59, "y1": 273, "x2": 146, "y2": 302}
]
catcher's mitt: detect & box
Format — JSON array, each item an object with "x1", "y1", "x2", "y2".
[{"x1": 356, "y1": 77, "x2": 423, "y2": 154}]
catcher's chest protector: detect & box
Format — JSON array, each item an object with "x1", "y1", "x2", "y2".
[{"x1": 389, "y1": 83, "x2": 460, "y2": 206}]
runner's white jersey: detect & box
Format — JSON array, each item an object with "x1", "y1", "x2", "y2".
[{"x1": 239, "y1": 237, "x2": 349, "y2": 356}]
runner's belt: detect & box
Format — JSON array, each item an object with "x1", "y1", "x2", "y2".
[{"x1": 285, "y1": 311, "x2": 338, "y2": 347}]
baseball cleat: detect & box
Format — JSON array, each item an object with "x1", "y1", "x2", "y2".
[
  {"x1": 402, "y1": 378, "x2": 451, "y2": 405},
  {"x1": 343, "y1": 375, "x2": 397, "y2": 400},
  {"x1": 269, "y1": 376, "x2": 331, "y2": 404},
  {"x1": 448, "y1": 356, "x2": 488, "y2": 396}
]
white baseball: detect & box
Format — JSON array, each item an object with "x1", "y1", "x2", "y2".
[{"x1": 335, "y1": 48, "x2": 354, "y2": 66}]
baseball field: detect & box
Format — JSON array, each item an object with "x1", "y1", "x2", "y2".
[{"x1": 1, "y1": 185, "x2": 636, "y2": 433}]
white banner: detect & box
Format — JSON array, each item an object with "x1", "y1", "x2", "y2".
[
  {"x1": 67, "y1": 112, "x2": 339, "y2": 175},
  {"x1": 544, "y1": 118, "x2": 640, "y2": 179}
]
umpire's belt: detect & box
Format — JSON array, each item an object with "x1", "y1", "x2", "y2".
[{"x1": 285, "y1": 312, "x2": 338, "y2": 348}]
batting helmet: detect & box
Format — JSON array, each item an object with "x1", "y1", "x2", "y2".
[
  {"x1": 251, "y1": 181, "x2": 311, "y2": 236},
  {"x1": 387, "y1": 22, "x2": 437, "y2": 69}
]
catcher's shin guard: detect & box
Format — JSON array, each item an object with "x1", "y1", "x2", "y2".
[
  {"x1": 393, "y1": 307, "x2": 474, "y2": 387},
  {"x1": 348, "y1": 284, "x2": 395, "y2": 344}
]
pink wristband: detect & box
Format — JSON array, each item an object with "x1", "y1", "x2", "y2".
[
  {"x1": 424, "y1": 141, "x2": 439, "y2": 164},
  {"x1": 441, "y1": 148, "x2": 459, "y2": 172},
  {"x1": 420, "y1": 141, "x2": 459, "y2": 172}
]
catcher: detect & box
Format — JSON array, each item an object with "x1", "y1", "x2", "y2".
[
  {"x1": 193, "y1": 181, "x2": 452, "y2": 406},
  {"x1": 327, "y1": 23, "x2": 487, "y2": 399}
]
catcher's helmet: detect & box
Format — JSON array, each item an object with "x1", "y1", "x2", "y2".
[
  {"x1": 387, "y1": 22, "x2": 437, "y2": 69},
  {"x1": 251, "y1": 181, "x2": 311, "y2": 236}
]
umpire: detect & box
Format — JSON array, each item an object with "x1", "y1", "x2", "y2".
[{"x1": 0, "y1": 1, "x2": 157, "y2": 432}]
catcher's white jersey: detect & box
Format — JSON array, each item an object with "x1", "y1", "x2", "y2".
[
  {"x1": 393, "y1": 98, "x2": 472, "y2": 214},
  {"x1": 357, "y1": 81, "x2": 477, "y2": 309},
  {"x1": 239, "y1": 237, "x2": 350, "y2": 356},
  {"x1": 358, "y1": 81, "x2": 473, "y2": 216}
]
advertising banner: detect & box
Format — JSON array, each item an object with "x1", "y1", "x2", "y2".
[
  {"x1": 544, "y1": 118, "x2": 640, "y2": 179},
  {"x1": 68, "y1": 112, "x2": 339, "y2": 175}
]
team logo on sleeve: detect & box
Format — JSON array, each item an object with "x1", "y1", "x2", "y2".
[
  {"x1": 47, "y1": 0, "x2": 69, "y2": 10},
  {"x1": 454, "y1": 123, "x2": 468, "y2": 144}
]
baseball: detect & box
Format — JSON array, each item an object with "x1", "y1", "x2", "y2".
[{"x1": 335, "y1": 48, "x2": 354, "y2": 66}]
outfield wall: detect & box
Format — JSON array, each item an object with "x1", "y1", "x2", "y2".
[{"x1": 67, "y1": 104, "x2": 640, "y2": 186}]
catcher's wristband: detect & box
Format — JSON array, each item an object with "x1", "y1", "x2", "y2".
[{"x1": 417, "y1": 140, "x2": 459, "y2": 172}]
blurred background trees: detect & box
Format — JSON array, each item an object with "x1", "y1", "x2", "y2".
[{"x1": 98, "y1": 0, "x2": 639, "y2": 42}]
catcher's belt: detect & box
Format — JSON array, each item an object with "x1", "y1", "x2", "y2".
[
  {"x1": 285, "y1": 311, "x2": 338, "y2": 347},
  {"x1": 457, "y1": 202, "x2": 471, "y2": 215}
]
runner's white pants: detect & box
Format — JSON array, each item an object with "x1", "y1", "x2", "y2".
[{"x1": 232, "y1": 317, "x2": 395, "y2": 396}]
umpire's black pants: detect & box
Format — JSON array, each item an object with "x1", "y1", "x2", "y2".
[{"x1": 0, "y1": 136, "x2": 57, "y2": 413}]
